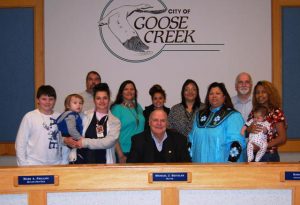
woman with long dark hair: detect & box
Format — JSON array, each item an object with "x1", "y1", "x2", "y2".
[
  {"x1": 189, "y1": 82, "x2": 246, "y2": 163},
  {"x1": 111, "y1": 80, "x2": 145, "y2": 163},
  {"x1": 168, "y1": 79, "x2": 205, "y2": 138}
]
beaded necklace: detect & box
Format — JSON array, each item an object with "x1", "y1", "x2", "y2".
[{"x1": 123, "y1": 102, "x2": 139, "y2": 127}]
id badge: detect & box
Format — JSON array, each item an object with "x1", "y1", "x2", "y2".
[
  {"x1": 96, "y1": 125, "x2": 104, "y2": 138},
  {"x1": 97, "y1": 132, "x2": 104, "y2": 138}
]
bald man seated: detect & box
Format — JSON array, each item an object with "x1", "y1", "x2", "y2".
[{"x1": 127, "y1": 109, "x2": 191, "y2": 163}]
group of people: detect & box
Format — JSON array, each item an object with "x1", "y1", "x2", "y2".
[{"x1": 15, "y1": 71, "x2": 287, "y2": 166}]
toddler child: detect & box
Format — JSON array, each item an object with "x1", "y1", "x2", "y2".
[
  {"x1": 241, "y1": 105, "x2": 271, "y2": 162},
  {"x1": 56, "y1": 94, "x2": 84, "y2": 162}
]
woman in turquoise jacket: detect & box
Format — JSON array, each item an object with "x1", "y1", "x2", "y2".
[{"x1": 189, "y1": 82, "x2": 246, "y2": 163}]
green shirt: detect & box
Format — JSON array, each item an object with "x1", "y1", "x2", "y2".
[{"x1": 111, "y1": 104, "x2": 145, "y2": 153}]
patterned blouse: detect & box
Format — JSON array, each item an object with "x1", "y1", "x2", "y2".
[
  {"x1": 168, "y1": 103, "x2": 204, "y2": 137},
  {"x1": 249, "y1": 108, "x2": 286, "y2": 153}
]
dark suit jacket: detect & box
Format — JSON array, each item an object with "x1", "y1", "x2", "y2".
[{"x1": 127, "y1": 129, "x2": 191, "y2": 163}]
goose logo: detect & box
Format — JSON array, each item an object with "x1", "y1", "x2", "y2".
[
  {"x1": 98, "y1": 0, "x2": 167, "y2": 63},
  {"x1": 99, "y1": 1, "x2": 222, "y2": 63}
]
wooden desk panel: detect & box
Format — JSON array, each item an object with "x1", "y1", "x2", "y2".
[{"x1": 0, "y1": 163, "x2": 300, "y2": 205}]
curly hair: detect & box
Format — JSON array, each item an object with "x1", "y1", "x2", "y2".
[
  {"x1": 149, "y1": 84, "x2": 166, "y2": 100},
  {"x1": 252, "y1": 81, "x2": 281, "y2": 109}
]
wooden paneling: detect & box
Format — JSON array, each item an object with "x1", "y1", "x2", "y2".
[
  {"x1": 279, "y1": 140, "x2": 300, "y2": 152},
  {"x1": 272, "y1": 0, "x2": 282, "y2": 96},
  {"x1": 0, "y1": 164, "x2": 300, "y2": 205},
  {"x1": 272, "y1": 0, "x2": 300, "y2": 143},
  {"x1": 28, "y1": 191, "x2": 46, "y2": 205},
  {"x1": 0, "y1": 143, "x2": 15, "y2": 156},
  {"x1": 162, "y1": 188, "x2": 179, "y2": 205}
]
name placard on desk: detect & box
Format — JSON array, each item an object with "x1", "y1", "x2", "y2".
[
  {"x1": 148, "y1": 172, "x2": 191, "y2": 183},
  {"x1": 283, "y1": 172, "x2": 300, "y2": 181},
  {"x1": 14, "y1": 175, "x2": 59, "y2": 186}
]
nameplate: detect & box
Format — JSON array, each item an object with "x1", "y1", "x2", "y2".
[
  {"x1": 14, "y1": 175, "x2": 59, "y2": 186},
  {"x1": 284, "y1": 172, "x2": 300, "y2": 181},
  {"x1": 148, "y1": 172, "x2": 191, "y2": 183}
]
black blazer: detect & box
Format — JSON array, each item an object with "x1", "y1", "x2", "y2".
[{"x1": 127, "y1": 129, "x2": 191, "y2": 163}]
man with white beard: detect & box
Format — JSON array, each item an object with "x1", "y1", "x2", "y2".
[{"x1": 231, "y1": 72, "x2": 253, "y2": 122}]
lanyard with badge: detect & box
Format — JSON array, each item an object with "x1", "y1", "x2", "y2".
[{"x1": 96, "y1": 115, "x2": 108, "y2": 138}]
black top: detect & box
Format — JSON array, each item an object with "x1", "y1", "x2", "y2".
[{"x1": 75, "y1": 113, "x2": 107, "y2": 164}]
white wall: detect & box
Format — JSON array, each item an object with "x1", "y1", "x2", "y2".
[{"x1": 45, "y1": 0, "x2": 271, "y2": 112}]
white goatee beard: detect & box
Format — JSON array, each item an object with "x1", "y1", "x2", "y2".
[{"x1": 238, "y1": 88, "x2": 250, "y2": 95}]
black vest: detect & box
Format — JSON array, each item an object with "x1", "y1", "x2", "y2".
[{"x1": 75, "y1": 113, "x2": 107, "y2": 164}]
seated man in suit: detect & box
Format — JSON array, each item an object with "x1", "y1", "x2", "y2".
[{"x1": 127, "y1": 109, "x2": 191, "y2": 163}]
